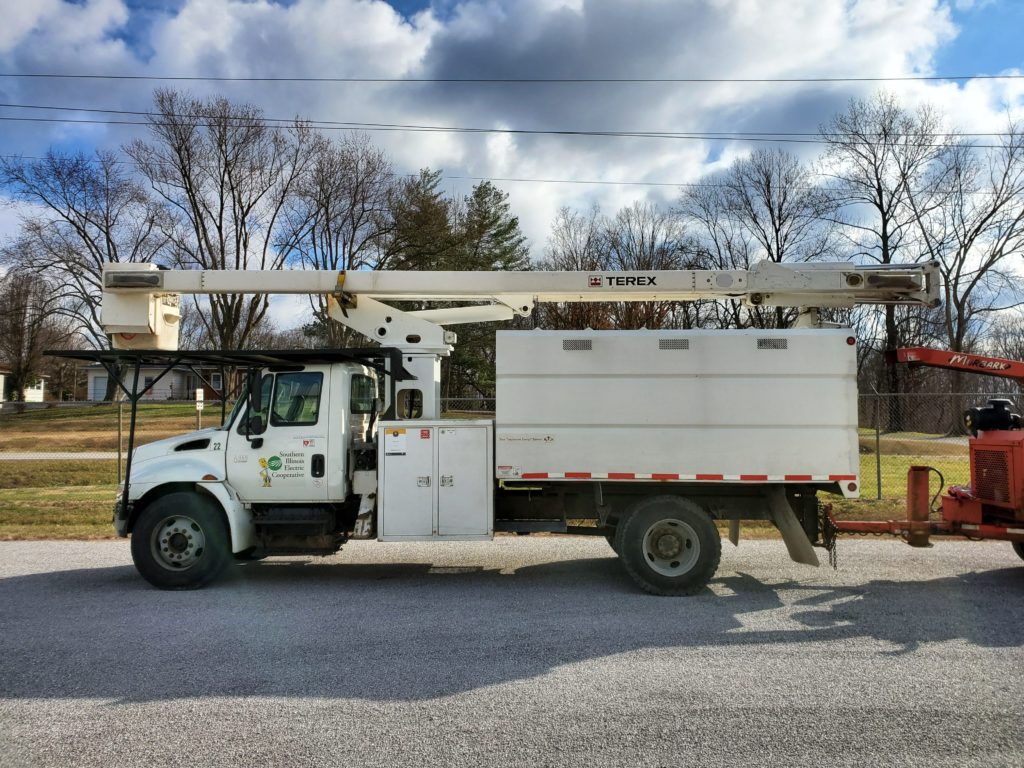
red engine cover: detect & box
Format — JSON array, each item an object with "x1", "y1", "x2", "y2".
[{"x1": 969, "y1": 431, "x2": 1024, "y2": 519}]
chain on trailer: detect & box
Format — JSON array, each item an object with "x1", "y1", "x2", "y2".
[{"x1": 819, "y1": 464, "x2": 948, "y2": 569}]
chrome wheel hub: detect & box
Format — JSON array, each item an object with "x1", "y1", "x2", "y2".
[
  {"x1": 642, "y1": 518, "x2": 700, "y2": 577},
  {"x1": 151, "y1": 516, "x2": 205, "y2": 570}
]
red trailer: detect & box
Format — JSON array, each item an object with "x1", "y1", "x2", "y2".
[{"x1": 828, "y1": 346, "x2": 1024, "y2": 560}]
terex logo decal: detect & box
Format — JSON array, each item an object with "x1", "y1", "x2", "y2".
[{"x1": 588, "y1": 274, "x2": 657, "y2": 287}]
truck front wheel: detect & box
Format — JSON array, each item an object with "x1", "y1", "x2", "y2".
[
  {"x1": 1013, "y1": 541, "x2": 1024, "y2": 561},
  {"x1": 617, "y1": 496, "x2": 721, "y2": 596},
  {"x1": 130, "y1": 492, "x2": 230, "y2": 590}
]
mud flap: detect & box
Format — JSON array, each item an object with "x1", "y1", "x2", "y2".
[
  {"x1": 728, "y1": 519, "x2": 740, "y2": 547},
  {"x1": 766, "y1": 487, "x2": 819, "y2": 567}
]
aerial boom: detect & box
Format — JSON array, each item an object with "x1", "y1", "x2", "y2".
[
  {"x1": 104, "y1": 260, "x2": 938, "y2": 306},
  {"x1": 101, "y1": 260, "x2": 940, "y2": 354}
]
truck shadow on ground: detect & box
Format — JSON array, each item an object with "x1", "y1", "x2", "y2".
[{"x1": 0, "y1": 554, "x2": 1021, "y2": 703}]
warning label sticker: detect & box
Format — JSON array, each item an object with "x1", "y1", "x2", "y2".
[{"x1": 385, "y1": 428, "x2": 407, "y2": 456}]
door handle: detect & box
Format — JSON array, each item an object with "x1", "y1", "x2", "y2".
[{"x1": 311, "y1": 454, "x2": 325, "y2": 478}]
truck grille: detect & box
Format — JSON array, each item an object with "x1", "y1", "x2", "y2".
[{"x1": 974, "y1": 449, "x2": 1011, "y2": 504}]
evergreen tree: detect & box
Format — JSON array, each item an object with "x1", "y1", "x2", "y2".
[{"x1": 383, "y1": 169, "x2": 460, "y2": 270}]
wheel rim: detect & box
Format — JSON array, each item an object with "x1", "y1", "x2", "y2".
[
  {"x1": 150, "y1": 515, "x2": 206, "y2": 570},
  {"x1": 641, "y1": 518, "x2": 700, "y2": 577}
]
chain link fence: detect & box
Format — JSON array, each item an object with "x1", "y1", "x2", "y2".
[{"x1": 858, "y1": 392, "x2": 1018, "y2": 499}]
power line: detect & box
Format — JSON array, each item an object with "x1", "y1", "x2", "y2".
[
  {"x1": 1, "y1": 72, "x2": 1022, "y2": 84},
  {"x1": 0, "y1": 114, "x2": 1010, "y2": 149},
  {"x1": 0, "y1": 101, "x2": 1016, "y2": 139}
]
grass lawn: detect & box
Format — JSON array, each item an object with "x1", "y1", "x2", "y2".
[
  {"x1": 859, "y1": 452, "x2": 970, "y2": 500},
  {"x1": 0, "y1": 460, "x2": 118, "y2": 540},
  {"x1": 0, "y1": 403, "x2": 231, "y2": 452}
]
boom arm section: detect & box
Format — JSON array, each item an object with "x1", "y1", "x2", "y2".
[
  {"x1": 896, "y1": 347, "x2": 1024, "y2": 382},
  {"x1": 102, "y1": 260, "x2": 939, "y2": 351}
]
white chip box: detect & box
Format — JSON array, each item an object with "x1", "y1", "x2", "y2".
[{"x1": 494, "y1": 329, "x2": 860, "y2": 496}]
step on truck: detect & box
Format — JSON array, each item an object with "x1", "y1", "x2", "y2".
[{"x1": 53, "y1": 261, "x2": 939, "y2": 594}]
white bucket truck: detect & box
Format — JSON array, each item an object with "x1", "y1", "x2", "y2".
[{"x1": 59, "y1": 261, "x2": 937, "y2": 594}]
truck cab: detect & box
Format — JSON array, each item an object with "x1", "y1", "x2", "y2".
[{"x1": 116, "y1": 360, "x2": 383, "y2": 587}]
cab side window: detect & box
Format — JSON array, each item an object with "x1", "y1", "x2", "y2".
[
  {"x1": 270, "y1": 372, "x2": 323, "y2": 427},
  {"x1": 396, "y1": 388, "x2": 423, "y2": 419},
  {"x1": 350, "y1": 375, "x2": 376, "y2": 414}
]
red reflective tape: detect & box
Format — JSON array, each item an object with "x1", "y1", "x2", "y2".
[
  {"x1": 696, "y1": 474, "x2": 724, "y2": 481},
  {"x1": 652, "y1": 473, "x2": 679, "y2": 481},
  {"x1": 608, "y1": 472, "x2": 635, "y2": 480},
  {"x1": 829, "y1": 474, "x2": 857, "y2": 481},
  {"x1": 785, "y1": 474, "x2": 813, "y2": 481},
  {"x1": 521, "y1": 473, "x2": 548, "y2": 479},
  {"x1": 740, "y1": 474, "x2": 768, "y2": 481},
  {"x1": 564, "y1": 472, "x2": 591, "y2": 479}
]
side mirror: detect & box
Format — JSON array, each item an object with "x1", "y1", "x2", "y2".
[{"x1": 247, "y1": 370, "x2": 262, "y2": 414}]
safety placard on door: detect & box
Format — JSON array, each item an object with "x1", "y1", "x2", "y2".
[{"x1": 384, "y1": 428, "x2": 407, "y2": 455}]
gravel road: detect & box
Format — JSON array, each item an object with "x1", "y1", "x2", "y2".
[
  {"x1": 1, "y1": 452, "x2": 118, "y2": 461},
  {"x1": 0, "y1": 538, "x2": 1021, "y2": 767}
]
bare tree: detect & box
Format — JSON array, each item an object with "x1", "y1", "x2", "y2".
[
  {"x1": 675, "y1": 183, "x2": 752, "y2": 329},
  {"x1": 723, "y1": 148, "x2": 835, "y2": 326},
  {"x1": 0, "y1": 150, "x2": 169, "y2": 350},
  {"x1": 126, "y1": 89, "x2": 316, "y2": 349},
  {"x1": 819, "y1": 92, "x2": 952, "y2": 428},
  {"x1": 536, "y1": 206, "x2": 614, "y2": 330},
  {"x1": 0, "y1": 271, "x2": 69, "y2": 404},
  {"x1": 678, "y1": 150, "x2": 835, "y2": 328},
  {"x1": 911, "y1": 123, "x2": 1024, "y2": 353},
  {"x1": 605, "y1": 201, "x2": 694, "y2": 330},
  {"x1": 282, "y1": 133, "x2": 394, "y2": 346}
]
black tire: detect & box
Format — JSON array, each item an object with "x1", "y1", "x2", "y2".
[
  {"x1": 130, "y1": 491, "x2": 231, "y2": 589},
  {"x1": 616, "y1": 496, "x2": 721, "y2": 596},
  {"x1": 1013, "y1": 541, "x2": 1024, "y2": 561}
]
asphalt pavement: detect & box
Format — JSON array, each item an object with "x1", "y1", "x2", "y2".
[{"x1": 0, "y1": 538, "x2": 1021, "y2": 767}]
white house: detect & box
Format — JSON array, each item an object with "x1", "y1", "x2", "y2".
[
  {"x1": 84, "y1": 364, "x2": 224, "y2": 401},
  {"x1": 0, "y1": 365, "x2": 46, "y2": 403}
]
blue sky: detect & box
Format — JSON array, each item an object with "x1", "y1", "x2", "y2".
[{"x1": 936, "y1": 1, "x2": 1024, "y2": 74}]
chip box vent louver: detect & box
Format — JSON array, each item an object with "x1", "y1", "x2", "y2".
[
  {"x1": 659, "y1": 339, "x2": 690, "y2": 350},
  {"x1": 563, "y1": 339, "x2": 593, "y2": 351},
  {"x1": 757, "y1": 338, "x2": 788, "y2": 350}
]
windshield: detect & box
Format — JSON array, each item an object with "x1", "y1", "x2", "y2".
[{"x1": 221, "y1": 386, "x2": 248, "y2": 430}]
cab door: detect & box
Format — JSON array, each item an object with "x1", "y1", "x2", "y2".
[{"x1": 226, "y1": 368, "x2": 331, "y2": 503}]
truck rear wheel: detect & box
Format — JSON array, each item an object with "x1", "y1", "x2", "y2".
[
  {"x1": 617, "y1": 496, "x2": 721, "y2": 596},
  {"x1": 130, "y1": 492, "x2": 230, "y2": 590},
  {"x1": 1013, "y1": 541, "x2": 1024, "y2": 561}
]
